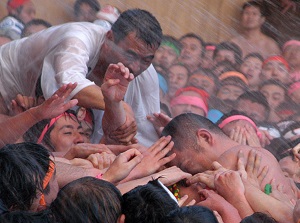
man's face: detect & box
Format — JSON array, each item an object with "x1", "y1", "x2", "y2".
[
  {"x1": 261, "y1": 61, "x2": 290, "y2": 84},
  {"x1": 179, "y1": 37, "x2": 203, "y2": 68},
  {"x1": 17, "y1": 1, "x2": 35, "y2": 24},
  {"x1": 214, "y1": 50, "x2": 236, "y2": 65},
  {"x1": 236, "y1": 99, "x2": 267, "y2": 122},
  {"x1": 153, "y1": 44, "x2": 178, "y2": 71},
  {"x1": 283, "y1": 45, "x2": 300, "y2": 70},
  {"x1": 260, "y1": 84, "x2": 285, "y2": 109},
  {"x1": 49, "y1": 116, "x2": 84, "y2": 153},
  {"x1": 217, "y1": 84, "x2": 245, "y2": 101},
  {"x1": 167, "y1": 64, "x2": 189, "y2": 97},
  {"x1": 241, "y1": 6, "x2": 264, "y2": 30},
  {"x1": 240, "y1": 57, "x2": 262, "y2": 88},
  {"x1": 107, "y1": 32, "x2": 158, "y2": 77},
  {"x1": 188, "y1": 73, "x2": 215, "y2": 95}
]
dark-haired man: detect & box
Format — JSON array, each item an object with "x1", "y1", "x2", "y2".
[
  {"x1": 162, "y1": 113, "x2": 297, "y2": 199},
  {"x1": 0, "y1": 9, "x2": 163, "y2": 146},
  {"x1": 229, "y1": 1, "x2": 280, "y2": 59}
]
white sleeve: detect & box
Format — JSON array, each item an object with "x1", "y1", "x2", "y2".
[{"x1": 41, "y1": 37, "x2": 95, "y2": 99}]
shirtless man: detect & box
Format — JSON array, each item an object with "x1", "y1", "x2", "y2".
[
  {"x1": 230, "y1": 1, "x2": 280, "y2": 59},
  {"x1": 161, "y1": 113, "x2": 296, "y2": 199}
]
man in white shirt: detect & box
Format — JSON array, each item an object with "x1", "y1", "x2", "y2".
[{"x1": 0, "y1": 9, "x2": 162, "y2": 146}]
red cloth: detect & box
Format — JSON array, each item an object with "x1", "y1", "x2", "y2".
[{"x1": 7, "y1": 0, "x2": 29, "y2": 11}]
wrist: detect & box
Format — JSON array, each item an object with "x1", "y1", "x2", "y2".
[{"x1": 28, "y1": 106, "x2": 44, "y2": 122}]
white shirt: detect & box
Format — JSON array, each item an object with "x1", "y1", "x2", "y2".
[{"x1": 0, "y1": 22, "x2": 105, "y2": 110}]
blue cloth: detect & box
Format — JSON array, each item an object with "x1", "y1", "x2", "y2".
[
  {"x1": 157, "y1": 72, "x2": 168, "y2": 94},
  {"x1": 207, "y1": 109, "x2": 223, "y2": 123}
]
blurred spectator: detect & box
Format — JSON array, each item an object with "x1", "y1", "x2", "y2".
[
  {"x1": 0, "y1": 0, "x2": 36, "y2": 40},
  {"x1": 217, "y1": 71, "x2": 249, "y2": 102},
  {"x1": 282, "y1": 39, "x2": 300, "y2": 81},
  {"x1": 288, "y1": 82, "x2": 300, "y2": 104},
  {"x1": 230, "y1": 1, "x2": 280, "y2": 59},
  {"x1": 213, "y1": 41, "x2": 243, "y2": 69},
  {"x1": 94, "y1": 4, "x2": 120, "y2": 31},
  {"x1": 21, "y1": 18, "x2": 51, "y2": 37},
  {"x1": 178, "y1": 33, "x2": 205, "y2": 73},
  {"x1": 169, "y1": 87, "x2": 209, "y2": 117},
  {"x1": 212, "y1": 59, "x2": 236, "y2": 77},
  {"x1": 239, "y1": 53, "x2": 264, "y2": 90},
  {"x1": 164, "y1": 63, "x2": 189, "y2": 102},
  {"x1": 236, "y1": 91, "x2": 270, "y2": 123},
  {"x1": 153, "y1": 35, "x2": 182, "y2": 78},
  {"x1": 73, "y1": 0, "x2": 100, "y2": 22},
  {"x1": 202, "y1": 42, "x2": 216, "y2": 69},
  {"x1": 259, "y1": 80, "x2": 286, "y2": 123},
  {"x1": 187, "y1": 68, "x2": 218, "y2": 96},
  {"x1": 261, "y1": 55, "x2": 291, "y2": 85}
]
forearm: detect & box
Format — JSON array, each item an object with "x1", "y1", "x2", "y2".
[
  {"x1": 244, "y1": 184, "x2": 294, "y2": 223},
  {"x1": 0, "y1": 107, "x2": 43, "y2": 147},
  {"x1": 73, "y1": 85, "x2": 105, "y2": 110},
  {"x1": 216, "y1": 202, "x2": 242, "y2": 223},
  {"x1": 55, "y1": 160, "x2": 103, "y2": 188}
]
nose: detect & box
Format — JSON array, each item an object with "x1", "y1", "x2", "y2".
[{"x1": 74, "y1": 132, "x2": 84, "y2": 144}]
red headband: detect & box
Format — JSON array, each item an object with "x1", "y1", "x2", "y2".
[
  {"x1": 7, "y1": 0, "x2": 29, "y2": 10},
  {"x1": 263, "y1": 56, "x2": 290, "y2": 71},
  {"x1": 37, "y1": 113, "x2": 76, "y2": 144}
]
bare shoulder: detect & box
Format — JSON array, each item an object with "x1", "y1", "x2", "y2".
[{"x1": 217, "y1": 145, "x2": 277, "y2": 169}]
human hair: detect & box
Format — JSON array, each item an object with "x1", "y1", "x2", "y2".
[
  {"x1": 111, "y1": 9, "x2": 162, "y2": 49},
  {"x1": 240, "y1": 212, "x2": 278, "y2": 223},
  {"x1": 242, "y1": 1, "x2": 269, "y2": 17},
  {"x1": 23, "y1": 110, "x2": 79, "y2": 151},
  {"x1": 0, "y1": 142, "x2": 51, "y2": 211},
  {"x1": 122, "y1": 179, "x2": 179, "y2": 223},
  {"x1": 214, "y1": 41, "x2": 243, "y2": 66},
  {"x1": 51, "y1": 177, "x2": 122, "y2": 223},
  {"x1": 179, "y1": 33, "x2": 205, "y2": 57},
  {"x1": 213, "y1": 59, "x2": 237, "y2": 77},
  {"x1": 190, "y1": 68, "x2": 220, "y2": 90},
  {"x1": 21, "y1": 18, "x2": 52, "y2": 37},
  {"x1": 219, "y1": 76, "x2": 248, "y2": 91},
  {"x1": 0, "y1": 209, "x2": 55, "y2": 223},
  {"x1": 161, "y1": 35, "x2": 182, "y2": 54},
  {"x1": 259, "y1": 79, "x2": 287, "y2": 94},
  {"x1": 166, "y1": 206, "x2": 218, "y2": 223},
  {"x1": 243, "y1": 52, "x2": 264, "y2": 62},
  {"x1": 161, "y1": 113, "x2": 226, "y2": 152},
  {"x1": 74, "y1": 0, "x2": 100, "y2": 17},
  {"x1": 237, "y1": 91, "x2": 270, "y2": 116}
]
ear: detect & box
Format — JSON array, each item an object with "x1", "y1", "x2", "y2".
[
  {"x1": 196, "y1": 129, "x2": 213, "y2": 145},
  {"x1": 118, "y1": 214, "x2": 126, "y2": 223},
  {"x1": 106, "y1": 30, "x2": 114, "y2": 41}
]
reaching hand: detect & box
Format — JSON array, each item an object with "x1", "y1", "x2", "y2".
[
  {"x1": 147, "y1": 112, "x2": 172, "y2": 135},
  {"x1": 11, "y1": 94, "x2": 36, "y2": 116},
  {"x1": 87, "y1": 152, "x2": 116, "y2": 169},
  {"x1": 63, "y1": 143, "x2": 113, "y2": 159},
  {"x1": 153, "y1": 166, "x2": 192, "y2": 186},
  {"x1": 125, "y1": 136, "x2": 176, "y2": 180},
  {"x1": 102, "y1": 148, "x2": 143, "y2": 184},
  {"x1": 186, "y1": 161, "x2": 228, "y2": 189},
  {"x1": 237, "y1": 150, "x2": 269, "y2": 188},
  {"x1": 36, "y1": 83, "x2": 78, "y2": 120},
  {"x1": 101, "y1": 63, "x2": 134, "y2": 102}
]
